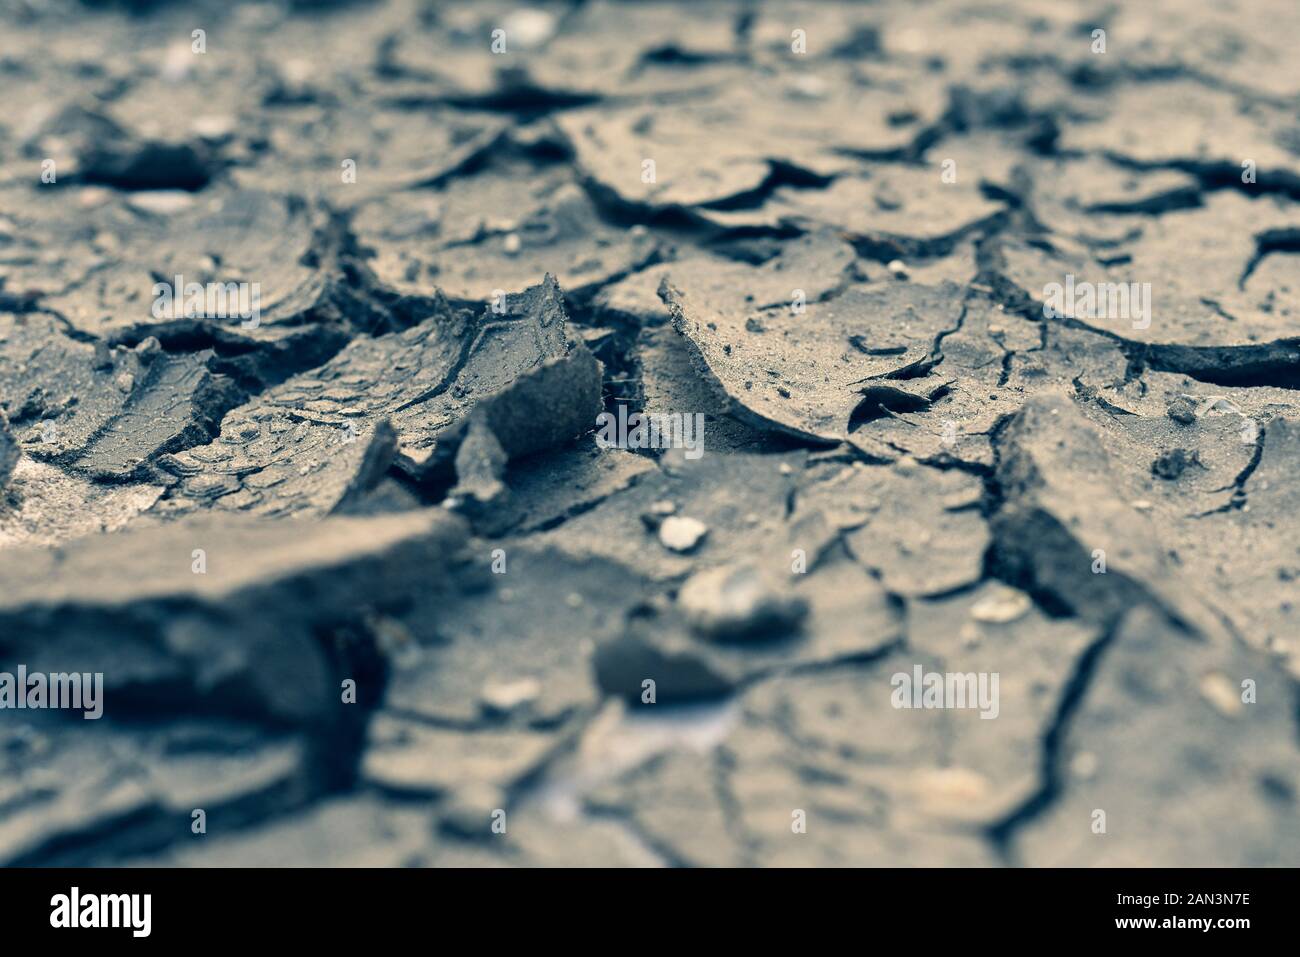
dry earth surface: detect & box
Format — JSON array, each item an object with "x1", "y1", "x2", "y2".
[{"x1": 0, "y1": 0, "x2": 1298, "y2": 866}]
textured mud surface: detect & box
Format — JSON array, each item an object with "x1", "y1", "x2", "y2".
[{"x1": 1, "y1": 0, "x2": 1298, "y2": 867}]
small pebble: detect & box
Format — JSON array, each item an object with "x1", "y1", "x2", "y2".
[
  {"x1": 1071, "y1": 751, "x2": 1099, "y2": 780},
  {"x1": 970, "y1": 585, "x2": 1031, "y2": 624},
  {"x1": 678, "y1": 563, "x2": 808, "y2": 640},
  {"x1": 659, "y1": 515, "x2": 708, "y2": 552},
  {"x1": 502, "y1": 8, "x2": 556, "y2": 48},
  {"x1": 1199, "y1": 671, "x2": 1242, "y2": 717},
  {"x1": 438, "y1": 783, "x2": 507, "y2": 839},
  {"x1": 480, "y1": 676, "x2": 542, "y2": 716}
]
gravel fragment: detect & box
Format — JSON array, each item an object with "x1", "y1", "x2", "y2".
[{"x1": 658, "y1": 515, "x2": 708, "y2": 552}]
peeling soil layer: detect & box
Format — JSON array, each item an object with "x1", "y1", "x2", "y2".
[{"x1": 1, "y1": 0, "x2": 1298, "y2": 867}]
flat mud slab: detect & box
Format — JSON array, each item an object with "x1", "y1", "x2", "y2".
[{"x1": 0, "y1": 0, "x2": 1297, "y2": 867}]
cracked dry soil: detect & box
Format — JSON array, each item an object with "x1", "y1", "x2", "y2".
[{"x1": 0, "y1": 0, "x2": 1297, "y2": 867}]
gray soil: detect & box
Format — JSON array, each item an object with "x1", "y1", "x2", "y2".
[{"x1": 0, "y1": 0, "x2": 1297, "y2": 866}]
